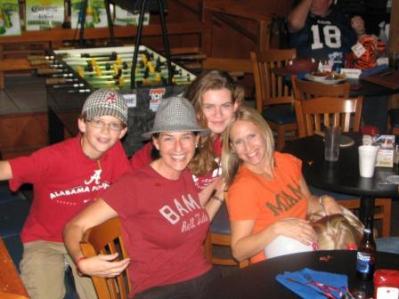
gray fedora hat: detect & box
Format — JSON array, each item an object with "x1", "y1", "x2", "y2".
[{"x1": 142, "y1": 96, "x2": 209, "y2": 139}]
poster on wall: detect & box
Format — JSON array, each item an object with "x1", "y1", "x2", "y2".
[
  {"x1": 113, "y1": 5, "x2": 150, "y2": 26},
  {"x1": 0, "y1": 0, "x2": 21, "y2": 36},
  {"x1": 70, "y1": 0, "x2": 107, "y2": 29},
  {"x1": 25, "y1": 0, "x2": 64, "y2": 31}
]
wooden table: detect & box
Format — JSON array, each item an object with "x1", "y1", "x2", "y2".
[
  {"x1": 206, "y1": 250, "x2": 399, "y2": 299},
  {"x1": 0, "y1": 238, "x2": 29, "y2": 298},
  {"x1": 0, "y1": 58, "x2": 34, "y2": 90}
]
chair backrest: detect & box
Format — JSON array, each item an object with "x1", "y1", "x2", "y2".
[
  {"x1": 294, "y1": 96, "x2": 363, "y2": 137},
  {"x1": 80, "y1": 217, "x2": 131, "y2": 299},
  {"x1": 0, "y1": 238, "x2": 29, "y2": 299},
  {"x1": 250, "y1": 49, "x2": 296, "y2": 112},
  {"x1": 291, "y1": 76, "x2": 351, "y2": 100}
]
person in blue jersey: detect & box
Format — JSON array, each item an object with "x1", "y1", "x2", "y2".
[
  {"x1": 288, "y1": 0, "x2": 357, "y2": 68},
  {"x1": 288, "y1": 0, "x2": 388, "y2": 133}
]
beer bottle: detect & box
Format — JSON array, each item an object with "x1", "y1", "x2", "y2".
[{"x1": 356, "y1": 216, "x2": 376, "y2": 280}]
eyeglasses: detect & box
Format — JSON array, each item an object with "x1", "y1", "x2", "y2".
[{"x1": 87, "y1": 119, "x2": 124, "y2": 132}]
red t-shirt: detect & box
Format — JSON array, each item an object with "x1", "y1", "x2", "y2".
[
  {"x1": 129, "y1": 142, "x2": 153, "y2": 170},
  {"x1": 227, "y1": 152, "x2": 308, "y2": 263},
  {"x1": 102, "y1": 165, "x2": 211, "y2": 296},
  {"x1": 9, "y1": 136, "x2": 129, "y2": 243},
  {"x1": 130, "y1": 136, "x2": 222, "y2": 190}
]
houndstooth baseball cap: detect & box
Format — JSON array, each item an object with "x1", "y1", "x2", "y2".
[
  {"x1": 142, "y1": 96, "x2": 209, "y2": 139},
  {"x1": 81, "y1": 89, "x2": 128, "y2": 124}
]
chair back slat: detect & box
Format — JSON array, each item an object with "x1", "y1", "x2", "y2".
[
  {"x1": 295, "y1": 96, "x2": 363, "y2": 137},
  {"x1": 251, "y1": 49, "x2": 296, "y2": 111},
  {"x1": 292, "y1": 76, "x2": 351, "y2": 100},
  {"x1": 80, "y1": 217, "x2": 131, "y2": 299}
]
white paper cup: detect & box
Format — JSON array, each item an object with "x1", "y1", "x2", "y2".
[
  {"x1": 358, "y1": 145, "x2": 379, "y2": 178},
  {"x1": 264, "y1": 236, "x2": 314, "y2": 259}
]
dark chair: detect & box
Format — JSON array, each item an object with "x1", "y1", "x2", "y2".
[{"x1": 204, "y1": 203, "x2": 248, "y2": 268}]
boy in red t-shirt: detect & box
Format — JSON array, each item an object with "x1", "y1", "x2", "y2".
[{"x1": 0, "y1": 89, "x2": 130, "y2": 299}]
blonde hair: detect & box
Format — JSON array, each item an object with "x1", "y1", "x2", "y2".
[
  {"x1": 309, "y1": 208, "x2": 364, "y2": 250},
  {"x1": 185, "y1": 70, "x2": 244, "y2": 176},
  {"x1": 222, "y1": 106, "x2": 275, "y2": 186}
]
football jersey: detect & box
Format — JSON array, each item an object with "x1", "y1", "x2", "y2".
[{"x1": 289, "y1": 8, "x2": 357, "y2": 65}]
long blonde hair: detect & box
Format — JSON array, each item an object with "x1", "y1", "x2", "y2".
[
  {"x1": 185, "y1": 70, "x2": 244, "y2": 176},
  {"x1": 309, "y1": 210, "x2": 363, "y2": 250},
  {"x1": 222, "y1": 106, "x2": 275, "y2": 186}
]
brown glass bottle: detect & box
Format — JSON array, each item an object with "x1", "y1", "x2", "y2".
[{"x1": 356, "y1": 217, "x2": 376, "y2": 280}]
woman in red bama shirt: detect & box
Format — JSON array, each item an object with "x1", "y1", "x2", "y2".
[
  {"x1": 64, "y1": 97, "x2": 226, "y2": 299},
  {"x1": 130, "y1": 70, "x2": 244, "y2": 191}
]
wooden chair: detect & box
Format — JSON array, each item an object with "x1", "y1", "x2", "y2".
[
  {"x1": 295, "y1": 96, "x2": 392, "y2": 237},
  {"x1": 291, "y1": 76, "x2": 351, "y2": 101},
  {"x1": 340, "y1": 198, "x2": 391, "y2": 237},
  {"x1": 80, "y1": 217, "x2": 131, "y2": 299},
  {"x1": 0, "y1": 238, "x2": 29, "y2": 299},
  {"x1": 250, "y1": 49, "x2": 297, "y2": 150},
  {"x1": 294, "y1": 96, "x2": 363, "y2": 137}
]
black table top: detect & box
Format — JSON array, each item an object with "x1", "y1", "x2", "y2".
[
  {"x1": 206, "y1": 250, "x2": 399, "y2": 299},
  {"x1": 349, "y1": 78, "x2": 399, "y2": 97},
  {"x1": 283, "y1": 135, "x2": 399, "y2": 198}
]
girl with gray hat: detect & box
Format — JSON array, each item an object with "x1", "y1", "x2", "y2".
[{"x1": 64, "y1": 96, "x2": 225, "y2": 299}]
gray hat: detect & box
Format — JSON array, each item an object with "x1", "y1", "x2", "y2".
[
  {"x1": 81, "y1": 89, "x2": 128, "y2": 124},
  {"x1": 142, "y1": 96, "x2": 209, "y2": 139}
]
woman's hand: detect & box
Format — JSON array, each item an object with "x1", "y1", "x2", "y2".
[
  {"x1": 270, "y1": 218, "x2": 317, "y2": 246},
  {"x1": 78, "y1": 253, "x2": 130, "y2": 277}
]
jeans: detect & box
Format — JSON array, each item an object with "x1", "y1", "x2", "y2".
[{"x1": 134, "y1": 267, "x2": 220, "y2": 299}]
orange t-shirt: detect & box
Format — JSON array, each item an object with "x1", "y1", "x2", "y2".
[{"x1": 227, "y1": 152, "x2": 308, "y2": 263}]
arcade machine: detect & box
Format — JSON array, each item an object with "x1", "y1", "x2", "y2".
[{"x1": 45, "y1": 0, "x2": 197, "y2": 156}]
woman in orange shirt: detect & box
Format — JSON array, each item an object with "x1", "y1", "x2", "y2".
[{"x1": 222, "y1": 106, "x2": 342, "y2": 263}]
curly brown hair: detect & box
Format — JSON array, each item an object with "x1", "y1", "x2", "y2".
[{"x1": 184, "y1": 70, "x2": 244, "y2": 176}]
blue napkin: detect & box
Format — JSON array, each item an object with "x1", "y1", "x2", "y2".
[{"x1": 276, "y1": 268, "x2": 348, "y2": 299}]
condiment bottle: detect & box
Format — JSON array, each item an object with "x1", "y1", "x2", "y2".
[{"x1": 356, "y1": 217, "x2": 376, "y2": 281}]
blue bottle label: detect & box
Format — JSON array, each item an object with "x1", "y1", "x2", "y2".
[{"x1": 356, "y1": 252, "x2": 372, "y2": 273}]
